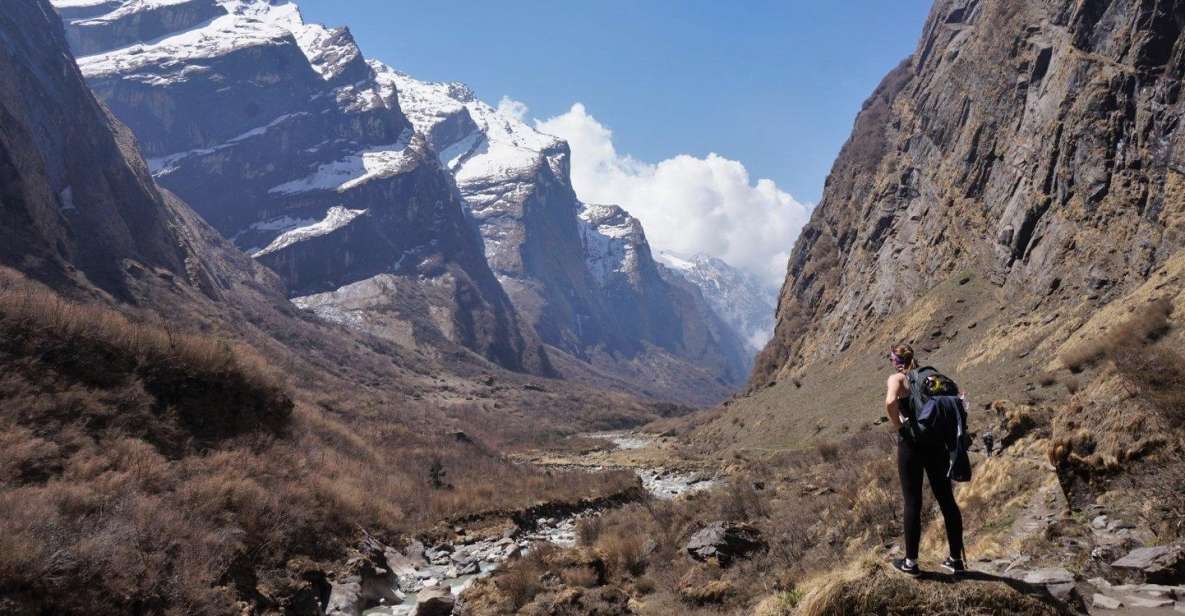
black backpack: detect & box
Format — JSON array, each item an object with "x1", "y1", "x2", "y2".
[
  {"x1": 907, "y1": 367, "x2": 958, "y2": 415},
  {"x1": 906, "y1": 367, "x2": 973, "y2": 482}
]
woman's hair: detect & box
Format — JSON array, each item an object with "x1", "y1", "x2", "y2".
[{"x1": 890, "y1": 343, "x2": 917, "y2": 372}]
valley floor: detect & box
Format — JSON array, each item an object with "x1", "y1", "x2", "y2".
[{"x1": 450, "y1": 394, "x2": 1185, "y2": 616}]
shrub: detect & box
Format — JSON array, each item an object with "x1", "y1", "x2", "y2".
[
  {"x1": 816, "y1": 440, "x2": 841, "y2": 462},
  {"x1": 755, "y1": 589, "x2": 804, "y2": 616},
  {"x1": 0, "y1": 279, "x2": 642, "y2": 615},
  {"x1": 718, "y1": 479, "x2": 767, "y2": 521},
  {"x1": 597, "y1": 527, "x2": 647, "y2": 577},
  {"x1": 576, "y1": 516, "x2": 603, "y2": 547}
]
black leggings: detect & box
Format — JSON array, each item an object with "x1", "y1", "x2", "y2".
[{"x1": 898, "y1": 432, "x2": 964, "y2": 561}]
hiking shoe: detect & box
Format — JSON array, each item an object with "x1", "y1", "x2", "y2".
[
  {"x1": 941, "y1": 556, "x2": 966, "y2": 574},
  {"x1": 892, "y1": 558, "x2": 920, "y2": 577}
]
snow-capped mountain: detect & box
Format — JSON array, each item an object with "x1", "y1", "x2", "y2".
[
  {"x1": 52, "y1": 0, "x2": 550, "y2": 375},
  {"x1": 383, "y1": 67, "x2": 752, "y2": 403},
  {"x1": 52, "y1": 0, "x2": 751, "y2": 403},
  {"x1": 657, "y1": 251, "x2": 779, "y2": 352}
]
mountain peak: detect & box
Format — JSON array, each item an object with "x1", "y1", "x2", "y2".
[{"x1": 656, "y1": 250, "x2": 778, "y2": 352}]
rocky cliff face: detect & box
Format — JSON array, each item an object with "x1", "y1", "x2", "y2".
[
  {"x1": 52, "y1": 0, "x2": 548, "y2": 374},
  {"x1": 753, "y1": 0, "x2": 1185, "y2": 386},
  {"x1": 384, "y1": 67, "x2": 751, "y2": 403},
  {"x1": 0, "y1": 0, "x2": 235, "y2": 301}
]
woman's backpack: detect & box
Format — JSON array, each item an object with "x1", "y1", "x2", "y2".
[
  {"x1": 907, "y1": 366, "x2": 959, "y2": 415},
  {"x1": 906, "y1": 367, "x2": 973, "y2": 482}
]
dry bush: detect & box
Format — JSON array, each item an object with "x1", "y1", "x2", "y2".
[
  {"x1": 816, "y1": 440, "x2": 841, "y2": 462},
  {"x1": 493, "y1": 543, "x2": 559, "y2": 610},
  {"x1": 754, "y1": 590, "x2": 804, "y2": 616},
  {"x1": 0, "y1": 285, "x2": 293, "y2": 453},
  {"x1": 596, "y1": 527, "x2": 647, "y2": 577},
  {"x1": 717, "y1": 479, "x2": 767, "y2": 521},
  {"x1": 834, "y1": 460, "x2": 901, "y2": 544},
  {"x1": 1059, "y1": 374, "x2": 1081, "y2": 394},
  {"x1": 0, "y1": 282, "x2": 642, "y2": 615},
  {"x1": 576, "y1": 516, "x2": 603, "y2": 547}
]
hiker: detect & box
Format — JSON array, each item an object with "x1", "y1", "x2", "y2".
[{"x1": 884, "y1": 344, "x2": 966, "y2": 577}]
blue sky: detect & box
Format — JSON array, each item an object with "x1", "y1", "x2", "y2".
[{"x1": 298, "y1": 1, "x2": 932, "y2": 205}]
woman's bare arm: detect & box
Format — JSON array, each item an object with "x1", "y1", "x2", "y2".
[{"x1": 885, "y1": 374, "x2": 904, "y2": 429}]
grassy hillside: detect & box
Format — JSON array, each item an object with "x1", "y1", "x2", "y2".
[{"x1": 0, "y1": 270, "x2": 644, "y2": 614}]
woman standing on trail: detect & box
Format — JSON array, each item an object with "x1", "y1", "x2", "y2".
[{"x1": 884, "y1": 343, "x2": 965, "y2": 577}]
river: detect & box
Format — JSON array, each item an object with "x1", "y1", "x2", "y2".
[{"x1": 362, "y1": 431, "x2": 716, "y2": 615}]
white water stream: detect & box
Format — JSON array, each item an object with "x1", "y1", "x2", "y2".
[{"x1": 362, "y1": 432, "x2": 715, "y2": 615}]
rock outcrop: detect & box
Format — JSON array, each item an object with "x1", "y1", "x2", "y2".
[
  {"x1": 52, "y1": 0, "x2": 548, "y2": 374},
  {"x1": 1112, "y1": 544, "x2": 1185, "y2": 585},
  {"x1": 752, "y1": 0, "x2": 1185, "y2": 386},
  {"x1": 0, "y1": 0, "x2": 205, "y2": 299},
  {"x1": 685, "y1": 521, "x2": 765, "y2": 566}
]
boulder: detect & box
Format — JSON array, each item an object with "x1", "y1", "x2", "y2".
[
  {"x1": 280, "y1": 561, "x2": 332, "y2": 616},
  {"x1": 1112, "y1": 544, "x2": 1185, "y2": 584},
  {"x1": 1124, "y1": 595, "x2": 1173, "y2": 608},
  {"x1": 685, "y1": 522, "x2": 764, "y2": 566},
  {"x1": 1092, "y1": 594, "x2": 1123, "y2": 610},
  {"x1": 324, "y1": 580, "x2": 363, "y2": 616},
  {"x1": 1020, "y1": 567, "x2": 1077, "y2": 602},
  {"x1": 415, "y1": 587, "x2": 455, "y2": 616},
  {"x1": 325, "y1": 540, "x2": 402, "y2": 616}
]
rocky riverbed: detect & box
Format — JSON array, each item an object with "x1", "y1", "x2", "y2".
[{"x1": 356, "y1": 432, "x2": 716, "y2": 615}]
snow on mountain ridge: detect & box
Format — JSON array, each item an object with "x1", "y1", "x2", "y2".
[
  {"x1": 371, "y1": 61, "x2": 562, "y2": 187},
  {"x1": 51, "y1": 0, "x2": 549, "y2": 374},
  {"x1": 579, "y1": 203, "x2": 645, "y2": 284},
  {"x1": 69, "y1": 1, "x2": 299, "y2": 79},
  {"x1": 253, "y1": 206, "x2": 367, "y2": 257},
  {"x1": 64, "y1": 0, "x2": 375, "y2": 97},
  {"x1": 267, "y1": 128, "x2": 416, "y2": 195},
  {"x1": 657, "y1": 250, "x2": 778, "y2": 352}
]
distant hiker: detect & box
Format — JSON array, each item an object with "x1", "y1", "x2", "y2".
[
  {"x1": 884, "y1": 344, "x2": 967, "y2": 577},
  {"x1": 982, "y1": 430, "x2": 994, "y2": 458}
]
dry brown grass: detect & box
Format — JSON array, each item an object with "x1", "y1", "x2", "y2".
[
  {"x1": 795, "y1": 560, "x2": 1066, "y2": 616},
  {"x1": 816, "y1": 440, "x2": 841, "y2": 462},
  {"x1": 1110, "y1": 343, "x2": 1185, "y2": 424},
  {"x1": 462, "y1": 429, "x2": 907, "y2": 615},
  {"x1": 0, "y1": 280, "x2": 640, "y2": 615},
  {"x1": 576, "y1": 516, "x2": 604, "y2": 547},
  {"x1": 1059, "y1": 297, "x2": 1172, "y2": 372},
  {"x1": 596, "y1": 526, "x2": 648, "y2": 578}
]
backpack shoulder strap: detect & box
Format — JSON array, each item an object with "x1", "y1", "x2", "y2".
[{"x1": 906, "y1": 368, "x2": 923, "y2": 388}]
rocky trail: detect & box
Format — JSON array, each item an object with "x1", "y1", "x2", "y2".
[
  {"x1": 355, "y1": 432, "x2": 717, "y2": 616},
  {"x1": 967, "y1": 453, "x2": 1185, "y2": 616}
]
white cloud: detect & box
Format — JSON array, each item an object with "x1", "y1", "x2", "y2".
[
  {"x1": 534, "y1": 103, "x2": 811, "y2": 287},
  {"x1": 496, "y1": 96, "x2": 528, "y2": 121}
]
